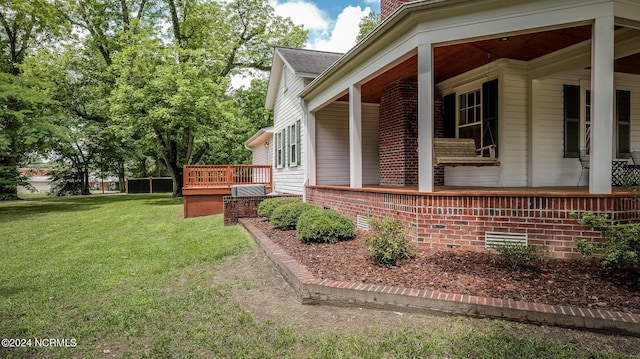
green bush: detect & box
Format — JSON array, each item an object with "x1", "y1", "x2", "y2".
[
  {"x1": 365, "y1": 217, "x2": 416, "y2": 266},
  {"x1": 493, "y1": 242, "x2": 544, "y2": 270},
  {"x1": 575, "y1": 211, "x2": 640, "y2": 270},
  {"x1": 296, "y1": 208, "x2": 355, "y2": 243},
  {"x1": 257, "y1": 197, "x2": 301, "y2": 218},
  {"x1": 270, "y1": 201, "x2": 318, "y2": 230}
]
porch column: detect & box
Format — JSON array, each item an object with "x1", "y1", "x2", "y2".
[
  {"x1": 589, "y1": 16, "x2": 615, "y2": 194},
  {"x1": 417, "y1": 44, "x2": 434, "y2": 192},
  {"x1": 349, "y1": 84, "x2": 363, "y2": 188},
  {"x1": 306, "y1": 110, "x2": 316, "y2": 187}
]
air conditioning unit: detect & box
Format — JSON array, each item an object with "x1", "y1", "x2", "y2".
[{"x1": 231, "y1": 184, "x2": 266, "y2": 197}]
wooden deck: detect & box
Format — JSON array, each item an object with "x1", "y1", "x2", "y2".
[{"x1": 182, "y1": 165, "x2": 272, "y2": 218}]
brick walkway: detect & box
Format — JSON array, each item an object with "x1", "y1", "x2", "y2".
[{"x1": 239, "y1": 218, "x2": 640, "y2": 336}]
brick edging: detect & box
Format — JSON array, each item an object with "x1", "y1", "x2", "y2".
[{"x1": 239, "y1": 218, "x2": 640, "y2": 336}]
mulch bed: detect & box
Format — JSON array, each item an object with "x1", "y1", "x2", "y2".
[{"x1": 247, "y1": 217, "x2": 640, "y2": 314}]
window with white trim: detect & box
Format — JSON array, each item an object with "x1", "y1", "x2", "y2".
[
  {"x1": 289, "y1": 122, "x2": 297, "y2": 166},
  {"x1": 443, "y1": 79, "x2": 499, "y2": 157},
  {"x1": 275, "y1": 131, "x2": 283, "y2": 168},
  {"x1": 563, "y1": 85, "x2": 630, "y2": 158},
  {"x1": 458, "y1": 89, "x2": 482, "y2": 148}
]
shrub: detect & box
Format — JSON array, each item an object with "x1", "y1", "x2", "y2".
[
  {"x1": 365, "y1": 217, "x2": 416, "y2": 266},
  {"x1": 296, "y1": 208, "x2": 355, "y2": 243},
  {"x1": 270, "y1": 201, "x2": 318, "y2": 230},
  {"x1": 493, "y1": 242, "x2": 544, "y2": 270},
  {"x1": 257, "y1": 197, "x2": 301, "y2": 218},
  {"x1": 575, "y1": 211, "x2": 640, "y2": 270}
]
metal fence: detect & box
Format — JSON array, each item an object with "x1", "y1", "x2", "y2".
[{"x1": 127, "y1": 177, "x2": 173, "y2": 193}]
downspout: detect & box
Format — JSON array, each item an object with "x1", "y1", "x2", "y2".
[{"x1": 300, "y1": 97, "x2": 308, "y2": 202}]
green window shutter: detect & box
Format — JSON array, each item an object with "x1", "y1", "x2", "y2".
[
  {"x1": 563, "y1": 85, "x2": 580, "y2": 158},
  {"x1": 296, "y1": 120, "x2": 301, "y2": 166},
  {"x1": 443, "y1": 93, "x2": 456, "y2": 138},
  {"x1": 617, "y1": 90, "x2": 631, "y2": 158},
  {"x1": 274, "y1": 131, "x2": 278, "y2": 167},
  {"x1": 482, "y1": 79, "x2": 498, "y2": 157},
  {"x1": 285, "y1": 126, "x2": 290, "y2": 167}
]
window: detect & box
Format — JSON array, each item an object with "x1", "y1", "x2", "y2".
[
  {"x1": 563, "y1": 85, "x2": 631, "y2": 158},
  {"x1": 274, "y1": 120, "x2": 301, "y2": 169},
  {"x1": 458, "y1": 89, "x2": 482, "y2": 148},
  {"x1": 563, "y1": 85, "x2": 580, "y2": 158},
  {"x1": 275, "y1": 131, "x2": 283, "y2": 168},
  {"x1": 289, "y1": 121, "x2": 299, "y2": 166},
  {"x1": 616, "y1": 90, "x2": 631, "y2": 158},
  {"x1": 443, "y1": 79, "x2": 499, "y2": 157}
]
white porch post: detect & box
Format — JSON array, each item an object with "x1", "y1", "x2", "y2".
[
  {"x1": 349, "y1": 84, "x2": 363, "y2": 188},
  {"x1": 418, "y1": 44, "x2": 434, "y2": 192},
  {"x1": 589, "y1": 16, "x2": 615, "y2": 194},
  {"x1": 306, "y1": 110, "x2": 316, "y2": 187}
]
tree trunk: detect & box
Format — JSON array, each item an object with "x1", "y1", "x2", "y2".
[
  {"x1": 82, "y1": 167, "x2": 90, "y2": 195},
  {"x1": 167, "y1": 162, "x2": 183, "y2": 198},
  {"x1": 118, "y1": 162, "x2": 126, "y2": 193}
]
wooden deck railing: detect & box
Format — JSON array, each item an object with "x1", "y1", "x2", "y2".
[{"x1": 183, "y1": 165, "x2": 272, "y2": 188}]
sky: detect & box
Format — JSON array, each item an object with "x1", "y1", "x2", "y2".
[
  {"x1": 270, "y1": 0, "x2": 379, "y2": 52},
  {"x1": 232, "y1": 0, "x2": 380, "y2": 88}
]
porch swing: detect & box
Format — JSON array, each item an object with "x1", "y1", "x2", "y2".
[
  {"x1": 433, "y1": 122, "x2": 500, "y2": 167},
  {"x1": 433, "y1": 138, "x2": 500, "y2": 166}
]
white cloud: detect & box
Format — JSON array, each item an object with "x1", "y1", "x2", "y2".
[
  {"x1": 230, "y1": 2, "x2": 372, "y2": 89},
  {"x1": 310, "y1": 6, "x2": 371, "y2": 53},
  {"x1": 271, "y1": 1, "x2": 330, "y2": 33},
  {"x1": 270, "y1": 1, "x2": 371, "y2": 53}
]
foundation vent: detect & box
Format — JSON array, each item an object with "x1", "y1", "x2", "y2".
[
  {"x1": 356, "y1": 215, "x2": 370, "y2": 230},
  {"x1": 231, "y1": 184, "x2": 266, "y2": 197},
  {"x1": 485, "y1": 232, "x2": 527, "y2": 250}
]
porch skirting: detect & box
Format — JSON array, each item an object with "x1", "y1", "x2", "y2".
[{"x1": 306, "y1": 186, "x2": 640, "y2": 258}]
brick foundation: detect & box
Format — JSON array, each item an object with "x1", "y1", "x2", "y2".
[
  {"x1": 223, "y1": 194, "x2": 302, "y2": 226},
  {"x1": 306, "y1": 186, "x2": 640, "y2": 258}
]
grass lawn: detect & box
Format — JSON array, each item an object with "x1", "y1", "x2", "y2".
[{"x1": 0, "y1": 194, "x2": 636, "y2": 358}]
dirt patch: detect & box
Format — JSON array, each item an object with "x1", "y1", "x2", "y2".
[{"x1": 212, "y1": 242, "x2": 640, "y2": 355}]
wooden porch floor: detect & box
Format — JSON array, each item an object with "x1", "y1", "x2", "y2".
[{"x1": 310, "y1": 184, "x2": 636, "y2": 197}]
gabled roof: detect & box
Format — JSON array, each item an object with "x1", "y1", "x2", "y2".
[
  {"x1": 244, "y1": 126, "x2": 273, "y2": 149},
  {"x1": 265, "y1": 47, "x2": 343, "y2": 109},
  {"x1": 276, "y1": 47, "x2": 343, "y2": 78}
]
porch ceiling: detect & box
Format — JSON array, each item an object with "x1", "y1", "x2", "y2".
[{"x1": 345, "y1": 25, "x2": 640, "y2": 104}]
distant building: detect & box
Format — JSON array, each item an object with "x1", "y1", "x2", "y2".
[{"x1": 17, "y1": 168, "x2": 54, "y2": 194}]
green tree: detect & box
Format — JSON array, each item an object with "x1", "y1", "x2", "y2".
[
  {"x1": 0, "y1": 73, "x2": 63, "y2": 198},
  {"x1": 110, "y1": 33, "x2": 226, "y2": 196},
  {"x1": 0, "y1": 0, "x2": 67, "y2": 199},
  {"x1": 202, "y1": 79, "x2": 274, "y2": 165},
  {"x1": 111, "y1": 0, "x2": 306, "y2": 197},
  {"x1": 23, "y1": 46, "x2": 131, "y2": 195},
  {"x1": 356, "y1": 11, "x2": 380, "y2": 43}
]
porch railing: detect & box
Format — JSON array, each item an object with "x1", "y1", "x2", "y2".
[{"x1": 183, "y1": 165, "x2": 272, "y2": 188}]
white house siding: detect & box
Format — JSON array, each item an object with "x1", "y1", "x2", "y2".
[
  {"x1": 500, "y1": 61, "x2": 529, "y2": 186},
  {"x1": 251, "y1": 136, "x2": 273, "y2": 165},
  {"x1": 532, "y1": 70, "x2": 640, "y2": 187},
  {"x1": 316, "y1": 102, "x2": 350, "y2": 185},
  {"x1": 272, "y1": 65, "x2": 305, "y2": 194},
  {"x1": 438, "y1": 60, "x2": 528, "y2": 187},
  {"x1": 315, "y1": 102, "x2": 379, "y2": 186}
]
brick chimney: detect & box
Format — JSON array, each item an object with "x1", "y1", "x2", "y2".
[{"x1": 380, "y1": 0, "x2": 414, "y2": 21}]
